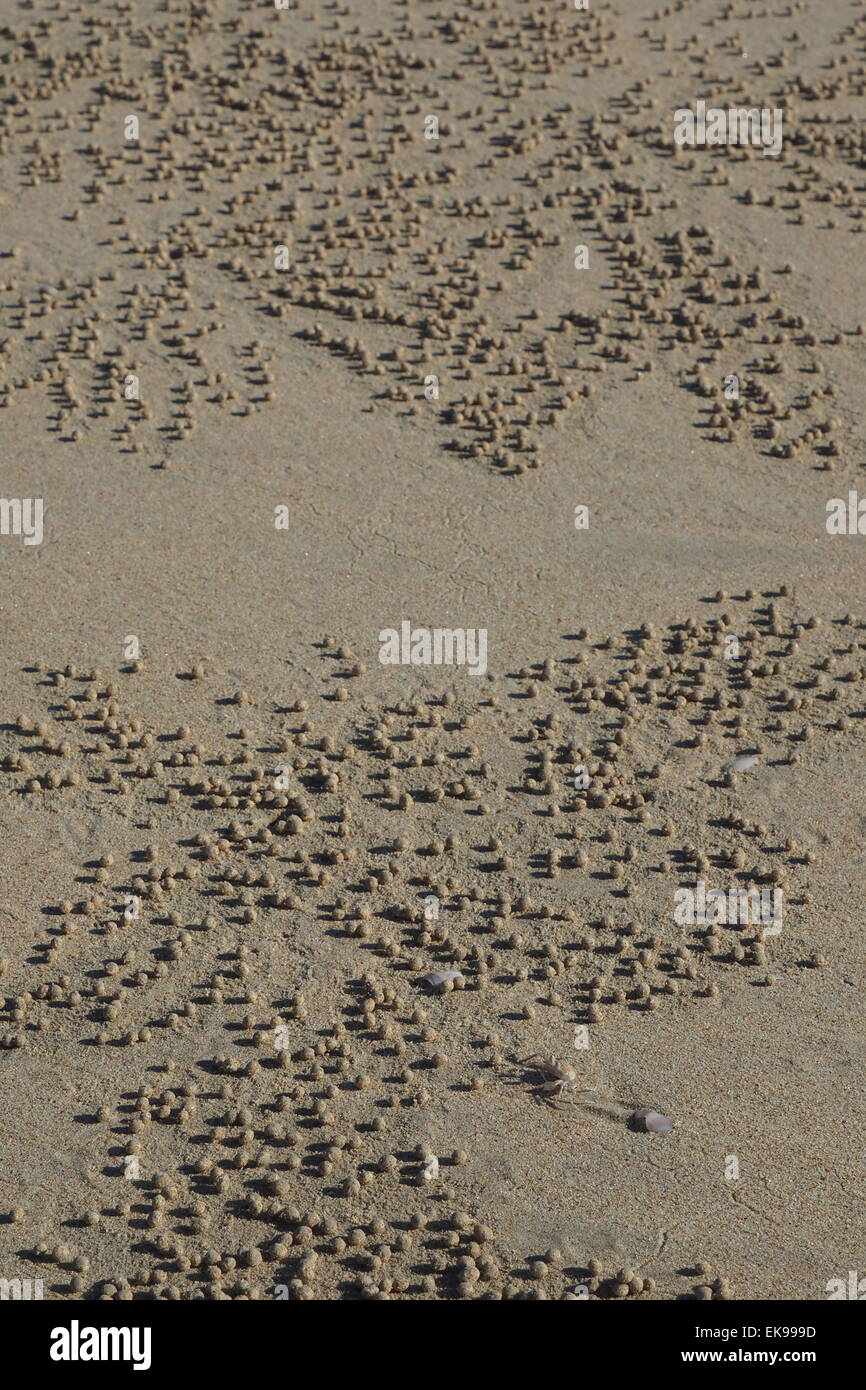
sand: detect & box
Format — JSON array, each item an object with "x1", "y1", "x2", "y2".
[{"x1": 0, "y1": 0, "x2": 864, "y2": 1302}]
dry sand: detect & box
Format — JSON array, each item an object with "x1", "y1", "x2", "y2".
[{"x1": 0, "y1": 0, "x2": 864, "y2": 1302}]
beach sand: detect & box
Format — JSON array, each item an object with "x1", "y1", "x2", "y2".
[{"x1": 0, "y1": 0, "x2": 864, "y2": 1301}]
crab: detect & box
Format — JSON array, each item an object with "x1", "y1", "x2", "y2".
[{"x1": 521, "y1": 1054, "x2": 578, "y2": 1104}]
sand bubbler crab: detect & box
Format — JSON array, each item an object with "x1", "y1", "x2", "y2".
[{"x1": 521, "y1": 1054, "x2": 579, "y2": 1105}]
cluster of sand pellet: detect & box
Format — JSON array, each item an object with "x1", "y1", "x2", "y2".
[
  {"x1": 0, "y1": 1, "x2": 864, "y2": 473},
  {"x1": 0, "y1": 591, "x2": 862, "y2": 1298}
]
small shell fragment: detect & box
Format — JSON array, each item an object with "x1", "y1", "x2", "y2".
[
  {"x1": 419, "y1": 970, "x2": 463, "y2": 992},
  {"x1": 631, "y1": 1109, "x2": 674, "y2": 1134},
  {"x1": 421, "y1": 1154, "x2": 440, "y2": 1181},
  {"x1": 725, "y1": 754, "x2": 759, "y2": 774}
]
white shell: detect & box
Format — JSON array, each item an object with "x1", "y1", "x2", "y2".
[
  {"x1": 725, "y1": 754, "x2": 759, "y2": 774},
  {"x1": 421, "y1": 1154, "x2": 440, "y2": 1181},
  {"x1": 420, "y1": 969, "x2": 463, "y2": 991},
  {"x1": 632, "y1": 1108, "x2": 674, "y2": 1134}
]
